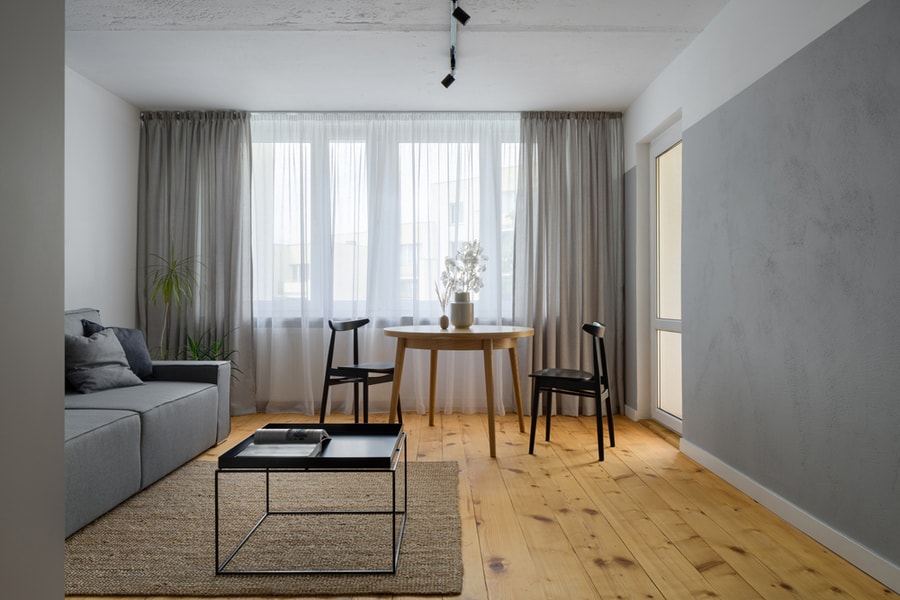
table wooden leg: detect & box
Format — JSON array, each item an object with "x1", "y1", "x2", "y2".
[
  {"x1": 508, "y1": 347, "x2": 526, "y2": 433},
  {"x1": 482, "y1": 341, "x2": 497, "y2": 458},
  {"x1": 388, "y1": 339, "x2": 406, "y2": 424},
  {"x1": 429, "y1": 349, "x2": 438, "y2": 426}
]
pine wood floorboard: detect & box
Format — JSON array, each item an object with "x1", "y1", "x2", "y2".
[{"x1": 66, "y1": 412, "x2": 898, "y2": 600}]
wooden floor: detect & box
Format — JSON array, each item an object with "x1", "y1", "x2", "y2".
[{"x1": 68, "y1": 411, "x2": 897, "y2": 600}]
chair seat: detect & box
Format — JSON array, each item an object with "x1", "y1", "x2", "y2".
[
  {"x1": 528, "y1": 321, "x2": 615, "y2": 461},
  {"x1": 340, "y1": 361, "x2": 395, "y2": 373},
  {"x1": 320, "y1": 318, "x2": 402, "y2": 425},
  {"x1": 530, "y1": 367, "x2": 593, "y2": 381}
]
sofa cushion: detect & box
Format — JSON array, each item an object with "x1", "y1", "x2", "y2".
[
  {"x1": 64, "y1": 379, "x2": 215, "y2": 411},
  {"x1": 65, "y1": 329, "x2": 144, "y2": 393},
  {"x1": 82, "y1": 319, "x2": 154, "y2": 379},
  {"x1": 65, "y1": 308, "x2": 102, "y2": 336},
  {"x1": 65, "y1": 380, "x2": 219, "y2": 488},
  {"x1": 65, "y1": 409, "x2": 142, "y2": 537}
]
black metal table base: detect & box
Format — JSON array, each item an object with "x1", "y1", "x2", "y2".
[{"x1": 215, "y1": 429, "x2": 407, "y2": 575}]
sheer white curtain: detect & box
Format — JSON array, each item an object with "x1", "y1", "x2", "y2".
[{"x1": 250, "y1": 112, "x2": 522, "y2": 416}]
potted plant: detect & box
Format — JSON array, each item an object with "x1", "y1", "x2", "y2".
[
  {"x1": 148, "y1": 242, "x2": 198, "y2": 359},
  {"x1": 184, "y1": 329, "x2": 243, "y2": 380},
  {"x1": 440, "y1": 240, "x2": 487, "y2": 328},
  {"x1": 148, "y1": 243, "x2": 241, "y2": 378}
]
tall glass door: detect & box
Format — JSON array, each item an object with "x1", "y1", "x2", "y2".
[{"x1": 651, "y1": 126, "x2": 683, "y2": 433}]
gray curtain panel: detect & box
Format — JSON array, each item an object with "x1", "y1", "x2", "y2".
[
  {"x1": 136, "y1": 110, "x2": 256, "y2": 415},
  {"x1": 513, "y1": 111, "x2": 625, "y2": 415}
]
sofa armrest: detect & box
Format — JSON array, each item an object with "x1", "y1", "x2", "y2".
[{"x1": 152, "y1": 361, "x2": 231, "y2": 444}]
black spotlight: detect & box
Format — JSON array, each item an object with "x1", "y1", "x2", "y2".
[
  {"x1": 441, "y1": 73, "x2": 456, "y2": 88},
  {"x1": 452, "y1": 6, "x2": 471, "y2": 26}
]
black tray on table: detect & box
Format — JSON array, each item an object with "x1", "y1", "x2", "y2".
[{"x1": 217, "y1": 423, "x2": 405, "y2": 470}]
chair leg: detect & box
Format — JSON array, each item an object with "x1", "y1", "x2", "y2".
[
  {"x1": 363, "y1": 381, "x2": 369, "y2": 424},
  {"x1": 397, "y1": 396, "x2": 403, "y2": 425},
  {"x1": 606, "y1": 395, "x2": 615, "y2": 448},
  {"x1": 353, "y1": 382, "x2": 360, "y2": 423},
  {"x1": 319, "y1": 381, "x2": 330, "y2": 424},
  {"x1": 528, "y1": 381, "x2": 541, "y2": 454},
  {"x1": 544, "y1": 391, "x2": 552, "y2": 442},
  {"x1": 595, "y1": 395, "x2": 604, "y2": 462}
]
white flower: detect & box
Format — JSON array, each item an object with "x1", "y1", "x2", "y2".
[{"x1": 440, "y1": 240, "x2": 488, "y2": 294}]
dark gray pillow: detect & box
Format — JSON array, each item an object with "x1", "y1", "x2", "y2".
[
  {"x1": 65, "y1": 329, "x2": 144, "y2": 393},
  {"x1": 82, "y1": 319, "x2": 153, "y2": 379}
]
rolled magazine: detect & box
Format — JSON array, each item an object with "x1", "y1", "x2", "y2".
[
  {"x1": 252, "y1": 428, "x2": 331, "y2": 445},
  {"x1": 237, "y1": 428, "x2": 331, "y2": 458}
]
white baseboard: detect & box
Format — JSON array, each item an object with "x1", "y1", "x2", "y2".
[
  {"x1": 680, "y1": 439, "x2": 900, "y2": 594},
  {"x1": 624, "y1": 404, "x2": 640, "y2": 421}
]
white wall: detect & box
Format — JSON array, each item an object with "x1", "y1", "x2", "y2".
[
  {"x1": 624, "y1": 0, "x2": 868, "y2": 166},
  {"x1": 0, "y1": 1, "x2": 65, "y2": 597},
  {"x1": 65, "y1": 68, "x2": 140, "y2": 326}
]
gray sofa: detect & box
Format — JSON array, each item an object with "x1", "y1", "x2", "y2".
[{"x1": 64, "y1": 308, "x2": 231, "y2": 537}]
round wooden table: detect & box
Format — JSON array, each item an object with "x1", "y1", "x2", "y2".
[{"x1": 383, "y1": 325, "x2": 534, "y2": 458}]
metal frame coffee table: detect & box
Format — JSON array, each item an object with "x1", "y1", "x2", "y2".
[{"x1": 215, "y1": 423, "x2": 407, "y2": 575}]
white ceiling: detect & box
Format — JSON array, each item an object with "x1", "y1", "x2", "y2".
[{"x1": 65, "y1": 0, "x2": 728, "y2": 112}]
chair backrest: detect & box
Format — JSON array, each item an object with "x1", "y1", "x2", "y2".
[
  {"x1": 325, "y1": 318, "x2": 370, "y2": 369},
  {"x1": 582, "y1": 322, "x2": 609, "y2": 387}
]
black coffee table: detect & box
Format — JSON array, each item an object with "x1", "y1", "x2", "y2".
[{"x1": 215, "y1": 423, "x2": 407, "y2": 575}]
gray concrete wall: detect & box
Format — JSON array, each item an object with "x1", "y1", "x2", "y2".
[{"x1": 683, "y1": 0, "x2": 900, "y2": 565}]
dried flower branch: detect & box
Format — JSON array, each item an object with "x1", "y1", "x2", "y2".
[
  {"x1": 435, "y1": 280, "x2": 452, "y2": 313},
  {"x1": 440, "y1": 240, "x2": 488, "y2": 294}
]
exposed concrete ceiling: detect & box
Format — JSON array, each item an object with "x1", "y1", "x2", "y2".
[{"x1": 65, "y1": 0, "x2": 728, "y2": 111}]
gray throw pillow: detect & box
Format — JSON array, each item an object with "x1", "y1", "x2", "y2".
[
  {"x1": 65, "y1": 329, "x2": 144, "y2": 393},
  {"x1": 81, "y1": 319, "x2": 154, "y2": 379}
]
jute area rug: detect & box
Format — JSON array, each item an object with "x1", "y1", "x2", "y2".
[{"x1": 65, "y1": 459, "x2": 462, "y2": 596}]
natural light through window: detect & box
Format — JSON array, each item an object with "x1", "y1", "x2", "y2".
[{"x1": 249, "y1": 112, "x2": 521, "y2": 325}]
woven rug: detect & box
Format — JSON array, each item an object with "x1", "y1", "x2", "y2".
[{"x1": 65, "y1": 459, "x2": 462, "y2": 596}]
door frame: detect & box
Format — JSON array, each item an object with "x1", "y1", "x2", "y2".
[{"x1": 649, "y1": 122, "x2": 683, "y2": 434}]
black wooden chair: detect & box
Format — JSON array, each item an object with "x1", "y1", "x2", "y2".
[
  {"x1": 528, "y1": 321, "x2": 615, "y2": 461},
  {"x1": 319, "y1": 318, "x2": 402, "y2": 424}
]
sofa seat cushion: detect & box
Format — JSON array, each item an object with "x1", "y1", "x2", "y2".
[
  {"x1": 65, "y1": 381, "x2": 219, "y2": 488},
  {"x1": 65, "y1": 409, "x2": 141, "y2": 537},
  {"x1": 65, "y1": 379, "x2": 214, "y2": 412}
]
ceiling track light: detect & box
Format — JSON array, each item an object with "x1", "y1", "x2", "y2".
[
  {"x1": 452, "y1": 5, "x2": 471, "y2": 26},
  {"x1": 442, "y1": 1, "x2": 469, "y2": 88}
]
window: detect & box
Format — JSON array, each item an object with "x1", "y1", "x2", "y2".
[{"x1": 250, "y1": 113, "x2": 521, "y2": 325}]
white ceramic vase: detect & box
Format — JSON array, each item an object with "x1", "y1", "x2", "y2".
[{"x1": 450, "y1": 292, "x2": 474, "y2": 328}]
